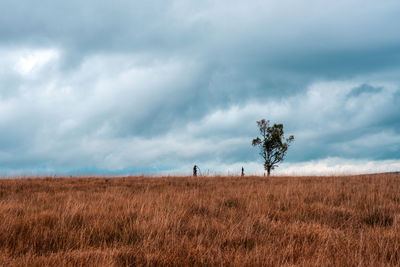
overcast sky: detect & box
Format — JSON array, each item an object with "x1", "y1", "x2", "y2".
[{"x1": 1, "y1": 0, "x2": 400, "y2": 175}]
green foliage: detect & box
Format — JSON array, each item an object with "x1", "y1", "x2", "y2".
[{"x1": 252, "y1": 119, "x2": 294, "y2": 176}]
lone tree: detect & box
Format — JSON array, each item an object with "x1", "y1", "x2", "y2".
[{"x1": 252, "y1": 119, "x2": 294, "y2": 176}]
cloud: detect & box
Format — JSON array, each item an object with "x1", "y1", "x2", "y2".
[
  {"x1": 13, "y1": 49, "x2": 59, "y2": 75},
  {"x1": 0, "y1": 1, "x2": 399, "y2": 174},
  {"x1": 277, "y1": 158, "x2": 400, "y2": 176}
]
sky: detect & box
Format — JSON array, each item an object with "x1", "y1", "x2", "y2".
[{"x1": 0, "y1": 0, "x2": 400, "y2": 175}]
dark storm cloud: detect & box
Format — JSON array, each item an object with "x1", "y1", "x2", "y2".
[{"x1": 0, "y1": 1, "x2": 400, "y2": 174}]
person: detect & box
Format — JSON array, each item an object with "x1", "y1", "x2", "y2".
[
  {"x1": 241, "y1": 167, "x2": 245, "y2": 176},
  {"x1": 193, "y1": 165, "x2": 198, "y2": 177}
]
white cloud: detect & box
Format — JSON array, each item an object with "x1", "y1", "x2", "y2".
[
  {"x1": 277, "y1": 158, "x2": 400, "y2": 175},
  {"x1": 161, "y1": 158, "x2": 400, "y2": 176},
  {"x1": 13, "y1": 48, "x2": 59, "y2": 76}
]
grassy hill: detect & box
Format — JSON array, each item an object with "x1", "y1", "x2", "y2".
[{"x1": 0, "y1": 174, "x2": 400, "y2": 266}]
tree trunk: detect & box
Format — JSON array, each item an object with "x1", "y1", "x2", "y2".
[{"x1": 267, "y1": 167, "x2": 271, "y2": 176}]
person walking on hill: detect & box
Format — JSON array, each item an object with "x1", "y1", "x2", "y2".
[{"x1": 193, "y1": 165, "x2": 198, "y2": 177}]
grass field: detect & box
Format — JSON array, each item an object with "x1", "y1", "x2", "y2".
[{"x1": 0, "y1": 173, "x2": 400, "y2": 266}]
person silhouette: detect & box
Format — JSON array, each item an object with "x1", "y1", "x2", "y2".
[
  {"x1": 241, "y1": 167, "x2": 245, "y2": 176},
  {"x1": 193, "y1": 165, "x2": 198, "y2": 177}
]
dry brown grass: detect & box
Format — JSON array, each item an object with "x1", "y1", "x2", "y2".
[{"x1": 0, "y1": 173, "x2": 400, "y2": 266}]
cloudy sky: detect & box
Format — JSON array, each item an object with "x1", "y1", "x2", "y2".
[{"x1": 1, "y1": 0, "x2": 400, "y2": 175}]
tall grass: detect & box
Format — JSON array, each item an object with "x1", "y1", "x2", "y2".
[{"x1": 0, "y1": 174, "x2": 399, "y2": 266}]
